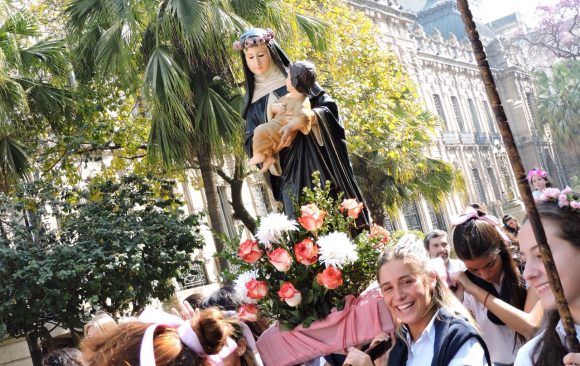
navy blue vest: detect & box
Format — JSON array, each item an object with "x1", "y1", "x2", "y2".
[{"x1": 388, "y1": 309, "x2": 491, "y2": 366}]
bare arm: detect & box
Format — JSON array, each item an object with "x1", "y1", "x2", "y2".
[{"x1": 455, "y1": 272, "x2": 543, "y2": 339}]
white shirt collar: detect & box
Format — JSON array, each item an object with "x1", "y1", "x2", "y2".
[
  {"x1": 405, "y1": 309, "x2": 438, "y2": 346},
  {"x1": 555, "y1": 320, "x2": 580, "y2": 344}
]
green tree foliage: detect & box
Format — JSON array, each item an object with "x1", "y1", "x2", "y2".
[
  {"x1": 287, "y1": 0, "x2": 463, "y2": 224},
  {"x1": 535, "y1": 60, "x2": 580, "y2": 157},
  {"x1": 63, "y1": 0, "x2": 328, "y2": 266},
  {"x1": 0, "y1": 0, "x2": 71, "y2": 191},
  {"x1": 0, "y1": 175, "x2": 204, "y2": 365}
]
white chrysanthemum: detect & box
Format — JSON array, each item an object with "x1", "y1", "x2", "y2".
[
  {"x1": 317, "y1": 232, "x2": 358, "y2": 268},
  {"x1": 255, "y1": 213, "x2": 298, "y2": 246},
  {"x1": 234, "y1": 270, "x2": 259, "y2": 303}
]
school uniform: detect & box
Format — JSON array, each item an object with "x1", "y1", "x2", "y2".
[
  {"x1": 387, "y1": 308, "x2": 490, "y2": 366},
  {"x1": 464, "y1": 286, "x2": 523, "y2": 365},
  {"x1": 513, "y1": 322, "x2": 580, "y2": 366}
]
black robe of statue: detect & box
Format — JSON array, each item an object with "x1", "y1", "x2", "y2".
[{"x1": 244, "y1": 85, "x2": 369, "y2": 227}]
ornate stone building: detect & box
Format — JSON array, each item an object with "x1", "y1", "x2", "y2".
[{"x1": 348, "y1": 0, "x2": 564, "y2": 231}]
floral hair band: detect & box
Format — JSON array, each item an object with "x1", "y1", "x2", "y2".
[
  {"x1": 233, "y1": 29, "x2": 275, "y2": 51},
  {"x1": 536, "y1": 186, "x2": 580, "y2": 211},
  {"x1": 527, "y1": 168, "x2": 548, "y2": 183}
]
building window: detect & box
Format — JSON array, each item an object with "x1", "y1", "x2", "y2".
[
  {"x1": 451, "y1": 96, "x2": 465, "y2": 131},
  {"x1": 433, "y1": 94, "x2": 448, "y2": 129},
  {"x1": 383, "y1": 215, "x2": 395, "y2": 232},
  {"x1": 481, "y1": 100, "x2": 497, "y2": 132},
  {"x1": 471, "y1": 168, "x2": 488, "y2": 204},
  {"x1": 487, "y1": 166, "x2": 502, "y2": 201},
  {"x1": 426, "y1": 202, "x2": 447, "y2": 231},
  {"x1": 467, "y1": 98, "x2": 482, "y2": 132},
  {"x1": 402, "y1": 202, "x2": 422, "y2": 231},
  {"x1": 177, "y1": 261, "x2": 209, "y2": 289}
]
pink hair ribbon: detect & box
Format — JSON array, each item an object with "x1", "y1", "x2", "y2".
[
  {"x1": 138, "y1": 309, "x2": 237, "y2": 366},
  {"x1": 450, "y1": 206, "x2": 511, "y2": 244}
]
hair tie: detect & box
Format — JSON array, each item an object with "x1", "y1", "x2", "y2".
[
  {"x1": 138, "y1": 310, "x2": 204, "y2": 365},
  {"x1": 451, "y1": 206, "x2": 511, "y2": 244}
]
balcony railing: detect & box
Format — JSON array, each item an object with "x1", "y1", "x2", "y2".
[
  {"x1": 459, "y1": 132, "x2": 475, "y2": 145},
  {"x1": 441, "y1": 131, "x2": 460, "y2": 145},
  {"x1": 475, "y1": 132, "x2": 489, "y2": 145}
]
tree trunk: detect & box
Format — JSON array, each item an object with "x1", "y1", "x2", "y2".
[
  {"x1": 457, "y1": 0, "x2": 580, "y2": 353},
  {"x1": 196, "y1": 148, "x2": 229, "y2": 274},
  {"x1": 25, "y1": 332, "x2": 43, "y2": 366},
  {"x1": 220, "y1": 156, "x2": 256, "y2": 233}
]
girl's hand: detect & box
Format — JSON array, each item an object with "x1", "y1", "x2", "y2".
[
  {"x1": 563, "y1": 352, "x2": 580, "y2": 365},
  {"x1": 451, "y1": 271, "x2": 476, "y2": 294},
  {"x1": 171, "y1": 301, "x2": 198, "y2": 320},
  {"x1": 343, "y1": 348, "x2": 373, "y2": 366}
]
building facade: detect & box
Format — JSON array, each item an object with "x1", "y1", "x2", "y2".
[{"x1": 348, "y1": 0, "x2": 564, "y2": 231}]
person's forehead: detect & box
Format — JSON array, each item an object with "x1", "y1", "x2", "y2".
[{"x1": 429, "y1": 235, "x2": 448, "y2": 245}]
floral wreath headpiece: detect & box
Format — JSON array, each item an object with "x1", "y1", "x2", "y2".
[
  {"x1": 527, "y1": 168, "x2": 548, "y2": 183},
  {"x1": 535, "y1": 186, "x2": 580, "y2": 212},
  {"x1": 233, "y1": 28, "x2": 275, "y2": 51}
]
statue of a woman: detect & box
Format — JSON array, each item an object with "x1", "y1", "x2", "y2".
[{"x1": 235, "y1": 28, "x2": 369, "y2": 226}]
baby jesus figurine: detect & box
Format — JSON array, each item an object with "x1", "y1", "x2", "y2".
[{"x1": 248, "y1": 61, "x2": 321, "y2": 175}]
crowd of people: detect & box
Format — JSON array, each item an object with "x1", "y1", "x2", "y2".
[
  {"x1": 40, "y1": 24, "x2": 579, "y2": 366},
  {"x1": 40, "y1": 168, "x2": 579, "y2": 366}
]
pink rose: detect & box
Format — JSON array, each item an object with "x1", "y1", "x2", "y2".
[
  {"x1": 571, "y1": 201, "x2": 580, "y2": 209},
  {"x1": 297, "y1": 203, "x2": 327, "y2": 232},
  {"x1": 277, "y1": 282, "x2": 302, "y2": 307},
  {"x1": 246, "y1": 279, "x2": 268, "y2": 300},
  {"x1": 238, "y1": 239, "x2": 262, "y2": 263},
  {"x1": 268, "y1": 248, "x2": 293, "y2": 272},
  {"x1": 369, "y1": 224, "x2": 390, "y2": 246},
  {"x1": 541, "y1": 188, "x2": 561, "y2": 200},
  {"x1": 340, "y1": 199, "x2": 364, "y2": 219},
  {"x1": 316, "y1": 266, "x2": 344, "y2": 290},
  {"x1": 238, "y1": 304, "x2": 258, "y2": 322},
  {"x1": 294, "y1": 238, "x2": 319, "y2": 266}
]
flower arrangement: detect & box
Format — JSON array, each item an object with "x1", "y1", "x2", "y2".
[
  {"x1": 229, "y1": 173, "x2": 391, "y2": 330},
  {"x1": 537, "y1": 186, "x2": 580, "y2": 211}
]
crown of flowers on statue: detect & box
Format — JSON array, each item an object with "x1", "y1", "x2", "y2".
[
  {"x1": 536, "y1": 186, "x2": 580, "y2": 212},
  {"x1": 233, "y1": 28, "x2": 275, "y2": 51},
  {"x1": 527, "y1": 168, "x2": 548, "y2": 183}
]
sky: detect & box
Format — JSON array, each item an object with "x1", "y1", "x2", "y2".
[{"x1": 477, "y1": 0, "x2": 558, "y2": 24}]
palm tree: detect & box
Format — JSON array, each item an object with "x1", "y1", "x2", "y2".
[
  {"x1": 0, "y1": 1, "x2": 70, "y2": 192},
  {"x1": 535, "y1": 60, "x2": 580, "y2": 156},
  {"x1": 64, "y1": 0, "x2": 326, "y2": 271},
  {"x1": 0, "y1": 2, "x2": 70, "y2": 192}
]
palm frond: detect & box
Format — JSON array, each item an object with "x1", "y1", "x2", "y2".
[
  {"x1": 0, "y1": 72, "x2": 28, "y2": 116},
  {"x1": 94, "y1": 21, "x2": 134, "y2": 78},
  {"x1": 0, "y1": 10, "x2": 37, "y2": 36},
  {"x1": 191, "y1": 83, "x2": 243, "y2": 153},
  {"x1": 147, "y1": 107, "x2": 192, "y2": 166},
  {"x1": 163, "y1": 0, "x2": 206, "y2": 33},
  {"x1": 0, "y1": 133, "x2": 31, "y2": 185},
  {"x1": 65, "y1": 0, "x2": 104, "y2": 32},
  {"x1": 295, "y1": 13, "x2": 329, "y2": 52},
  {"x1": 20, "y1": 38, "x2": 68, "y2": 76},
  {"x1": 17, "y1": 78, "x2": 72, "y2": 127}
]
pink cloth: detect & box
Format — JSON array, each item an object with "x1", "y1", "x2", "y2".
[{"x1": 256, "y1": 285, "x2": 394, "y2": 366}]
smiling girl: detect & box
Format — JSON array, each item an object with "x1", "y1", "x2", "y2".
[
  {"x1": 343, "y1": 240, "x2": 490, "y2": 366},
  {"x1": 514, "y1": 191, "x2": 580, "y2": 366}
]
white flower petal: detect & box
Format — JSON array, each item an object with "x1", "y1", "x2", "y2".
[
  {"x1": 234, "y1": 270, "x2": 259, "y2": 304},
  {"x1": 255, "y1": 213, "x2": 298, "y2": 245},
  {"x1": 317, "y1": 232, "x2": 358, "y2": 268}
]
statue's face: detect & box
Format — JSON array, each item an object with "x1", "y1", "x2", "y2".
[{"x1": 244, "y1": 44, "x2": 272, "y2": 76}]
